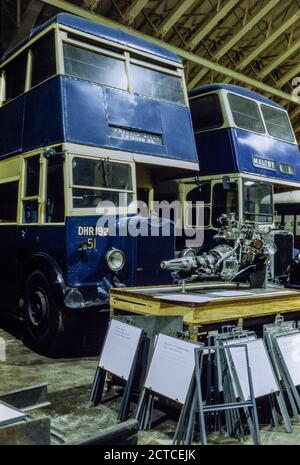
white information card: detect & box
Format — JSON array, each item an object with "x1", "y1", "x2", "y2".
[
  {"x1": 0, "y1": 402, "x2": 26, "y2": 427},
  {"x1": 276, "y1": 332, "x2": 300, "y2": 387},
  {"x1": 99, "y1": 319, "x2": 142, "y2": 381},
  {"x1": 228, "y1": 339, "x2": 279, "y2": 400},
  {"x1": 144, "y1": 334, "x2": 199, "y2": 405}
]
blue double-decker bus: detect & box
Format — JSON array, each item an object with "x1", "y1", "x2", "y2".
[
  {"x1": 177, "y1": 84, "x2": 300, "y2": 280},
  {"x1": 0, "y1": 13, "x2": 198, "y2": 351}
]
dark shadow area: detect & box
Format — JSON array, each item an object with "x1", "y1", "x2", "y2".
[{"x1": 0, "y1": 309, "x2": 109, "y2": 359}]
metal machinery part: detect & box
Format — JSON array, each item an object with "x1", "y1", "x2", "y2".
[{"x1": 161, "y1": 214, "x2": 277, "y2": 286}]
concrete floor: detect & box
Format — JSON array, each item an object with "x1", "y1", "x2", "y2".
[{"x1": 1, "y1": 321, "x2": 300, "y2": 445}]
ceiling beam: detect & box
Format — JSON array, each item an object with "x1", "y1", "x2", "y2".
[
  {"x1": 290, "y1": 105, "x2": 300, "y2": 121},
  {"x1": 188, "y1": 0, "x2": 281, "y2": 89},
  {"x1": 7, "y1": 0, "x2": 44, "y2": 50},
  {"x1": 258, "y1": 39, "x2": 300, "y2": 79},
  {"x1": 187, "y1": 0, "x2": 240, "y2": 50},
  {"x1": 81, "y1": 0, "x2": 101, "y2": 11},
  {"x1": 276, "y1": 63, "x2": 300, "y2": 89},
  {"x1": 215, "y1": 0, "x2": 281, "y2": 60},
  {"x1": 156, "y1": 0, "x2": 197, "y2": 38},
  {"x1": 123, "y1": 0, "x2": 149, "y2": 25},
  {"x1": 236, "y1": 9, "x2": 300, "y2": 71},
  {"x1": 39, "y1": 0, "x2": 300, "y2": 106}
]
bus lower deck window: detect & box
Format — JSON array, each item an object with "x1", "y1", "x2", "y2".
[
  {"x1": 46, "y1": 158, "x2": 64, "y2": 223},
  {"x1": 212, "y1": 182, "x2": 238, "y2": 227},
  {"x1": 0, "y1": 181, "x2": 18, "y2": 223}
]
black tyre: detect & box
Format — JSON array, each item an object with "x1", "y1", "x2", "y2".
[{"x1": 24, "y1": 270, "x2": 71, "y2": 353}]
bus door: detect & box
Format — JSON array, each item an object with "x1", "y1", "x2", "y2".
[
  {"x1": 17, "y1": 154, "x2": 42, "y2": 280},
  {"x1": 17, "y1": 153, "x2": 65, "y2": 285}
]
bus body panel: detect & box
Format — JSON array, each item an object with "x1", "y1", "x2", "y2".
[
  {"x1": 23, "y1": 78, "x2": 65, "y2": 154},
  {"x1": 234, "y1": 128, "x2": 300, "y2": 181},
  {"x1": 64, "y1": 216, "x2": 175, "y2": 289},
  {"x1": 0, "y1": 75, "x2": 197, "y2": 167},
  {"x1": 194, "y1": 128, "x2": 237, "y2": 175},
  {"x1": 2, "y1": 13, "x2": 181, "y2": 65},
  {"x1": 0, "y1": 98, "x2": 25, "y2": 157}
]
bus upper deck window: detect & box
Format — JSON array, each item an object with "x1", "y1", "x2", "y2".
[
  {"x1": 130, "y1": 64, "x2": 185, "y2": 105},
  {"x1": 72, "y1": 157, "x2": 133, "y2": 209},
  {"x1": 261, "y1": 105, "x2": 295, "y2": 142},
  {"x1": 243, "y1": 180, "x2": 273, "y2": 223},
  {"x1": 31, "y1": 32, "x2": 56, "y2": 88},
  {"x1": 228, "y1": 93, "x2": 265, "y2": 134},
  {"x1": 63, "y1": 43, "x2": 128, "y2": 90},
  {"x1": 4, "y1": 52, "x2": 27, "y2": 102},
  {"x1": 189, "y1": 94, "x2": 223, "y2": 132}
]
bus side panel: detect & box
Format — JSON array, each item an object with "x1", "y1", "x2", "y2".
[
  {"x1": 234, "y1": 128, "x2": 300, "y2": 180},
  {"x1": 0, "y1": 225, "x2": 18, "y2": 307},
  {"x1": 17, "y1": 225, "x2": 66, "y2": 289},
  {"x1": 193, "y1": 128, "x2": 237, "y2": 176},
  {"x1": 160, "y1": 103, "x2": 198, "y2": 163},
  {"x1": 64, "y1": 216, "x2": 174, "y2": 289},
  {"x1": 0, "y1": 97, "x2": 24, "y2": 158},
  {"x1": 105, "y1": 87, "x2": 167, "y2": 156},
  {"x1": 63, "y1": 77, "x2": 109, "y2": 148},
  {"x1": 64, "y1": 216, "x2": 136, "y2": 288},
  {"x1": 23, "y1": 77, "x2": 64, "y2": 153}
]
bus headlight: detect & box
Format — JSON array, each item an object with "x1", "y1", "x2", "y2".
[{"x1": 105, "y1": 248, "x2": 125, "y2": 272}]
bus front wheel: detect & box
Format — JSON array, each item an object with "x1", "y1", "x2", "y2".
[{"x1": 24, "y1": 270, "x2": 70, "y2": 353}]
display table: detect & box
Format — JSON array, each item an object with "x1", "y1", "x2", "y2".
[{"x1": 110, "y1": 282, "x2": 300, "y2": 339}]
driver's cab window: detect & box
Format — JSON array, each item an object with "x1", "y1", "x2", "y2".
[
  {"x1": 46, "y1": 157, "x2": 65, "y2": 223},
  {"x1": 212, "y1": 181, "x2": 238, "y2": 227},
  {"x1": 71, "y1": 156, "x2": 134, "y2": 210},
  {"x1": 185, "y1": 182, "x2": 211, "y2": 228},
  {"x1": 243, "y1": 179, "x2": 273, "y2": 223},
  {"x1": 23, "y1": 155, "x2": 40, "y2": 224}
]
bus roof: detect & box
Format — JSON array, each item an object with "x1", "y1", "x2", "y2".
[
  {"x1": 189, "y1": 83, "x2": 283, "y2": 110},
  {"x1": 1, "y1": 12, "x2": 181, "y2": 64}
]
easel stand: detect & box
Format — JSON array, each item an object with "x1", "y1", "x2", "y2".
[
  {"x1": 264, "y1": 317, "x2": 300, "y2": 421},
  {"x1": 216, "y1": 328, "x2": 292, "y2": 433},
  {"x1": 174, "y1": 345, "x2": 261, "y2": 445},
  {"x1": 135, "y1": 334, "x2": 200, "y2": 433},
  {"x1": 90, "y1": 331, "x2": 147, "y2": 421}
]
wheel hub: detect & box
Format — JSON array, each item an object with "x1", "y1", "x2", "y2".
[{"x1": 28, "y1": 290, "x2": 48, "y2": 327}]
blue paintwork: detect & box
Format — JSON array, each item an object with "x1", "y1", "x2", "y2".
[
  {"x1": 65, "y1": 216, "x2": 174, "y2": 287},
  {"x1": 0, "y1": 75, "x2": 197, "y2": 165},
  {"x1": 190, "y1": 84, "x2": 300, "y2": 182},
  {"x1": 1, "y1": 216, "x2": 174, "y2": 308},
  {"x1": 189, "y1": 83, "x2": 283, "y2": 109},
  {"x1": 2, "y1": 13, "x2": 181, "y2": 64},
  {"x1": 0, "y1": 14, "x2": 192, "y2": 314}
]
